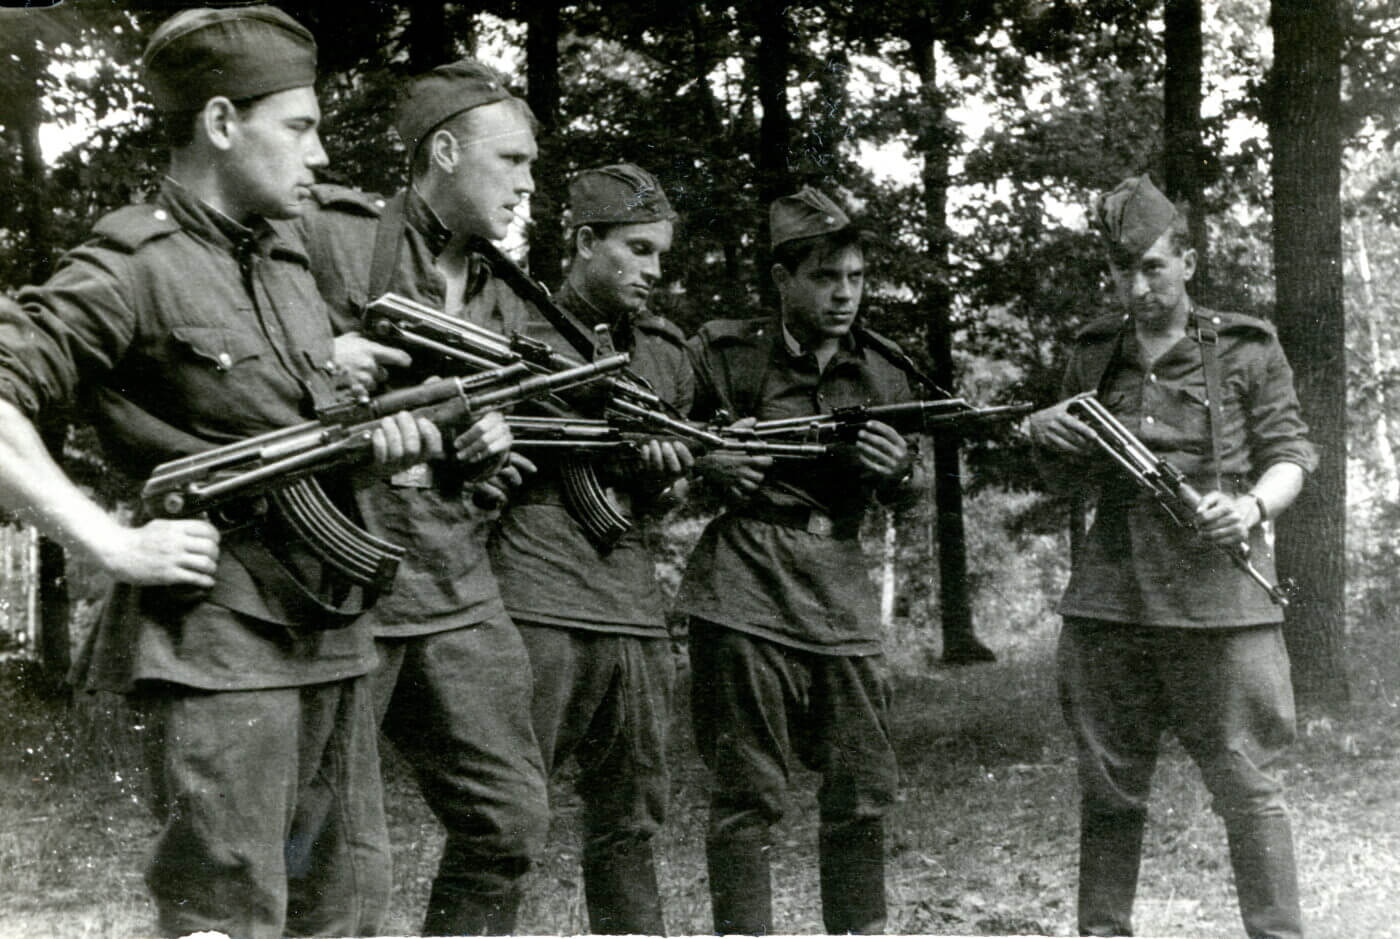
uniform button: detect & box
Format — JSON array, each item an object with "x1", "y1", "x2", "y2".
[
  {"x1": 1144, "y1": 415, "x2": 1155, "y2": 424},
  {"x1": 1149, "y1": 373, "x2": 1157, "y2": 383},
  {"x1": 1212, "y1": 315, "x2": 1222, "y2": 325},
  {"x1": 153, "y1": 209, "x2": 168, "y2": 221},
  {"x1": 375, "y1": 199, "x2": 386, "y2": 209},
  {"x1": 218, "y1": 352, "x2": 233, "y2": 369},
  {"x1": 324, "y1": 360, "x2": 337, "y2": 372}
]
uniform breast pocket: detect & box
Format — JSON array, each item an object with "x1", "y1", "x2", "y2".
[
  {"x1": 164, "y1": 325, "x2": 272, "y2": 423},
  {"x1": 1170, "y1": 384, "x2": 1214, "y2": 451},
  {"x1": 171, "y1": 324, "x2": 265, "y2": 373}
]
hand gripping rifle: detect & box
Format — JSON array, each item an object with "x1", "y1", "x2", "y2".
[
  {"x1": 140, "y1": 354, "x2": 629, "y2": 594},
  {"x1": 365, "y1": 292, "x2": 701, "y2": 550},
  {"x1": 747, "y1": 398, "x2": 1035, "y2": 442},
  {"x1": 1063, "y1": 391, "x2": 1291, "y2": 607}
]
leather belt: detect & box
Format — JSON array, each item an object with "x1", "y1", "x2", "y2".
[{"x1": 735, "y1": 502, "x2": 861, "y2": 540}]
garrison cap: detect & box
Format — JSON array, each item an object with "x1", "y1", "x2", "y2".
[
  {"x1": 394, "y1": 58, "x2": 517, "y2": 160},
  {"x1": 1094, "y1": 174, "x2": 1178, "y2": 260},
  {"x1": 770, "y1": 186, "x2": 851, "y2": 250},
  {"x1": 141, "y1": 6, "x2": 317, "y2": 113},
  {"x1": 568, "y1": 163, "x2": 676, "y2": 228}
]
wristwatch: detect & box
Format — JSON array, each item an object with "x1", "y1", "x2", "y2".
[{"x1": 1250, "y1": 493, "x2": 1269, "y2": 523}]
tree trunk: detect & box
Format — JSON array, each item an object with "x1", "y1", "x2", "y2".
[
  {"x1": 1163, "y1": 0, "x2": 1210, "y2": 296},
  {"x1": 403, "y1": 2, "x2": 452, "y2": 73},
  {"x1": 907, "y1": 23, "x2": 993, "y2": 665},
  {"x1": 754, "y1": 0, "x2": 793, "y2": 309},
  {"x1": 1267, "y1": 0, "x2": 1348, "y2": 710},
  {"x1": 524, "y1": 0, "x2": 564, "y2": 283},
  {"x1": 1350, "y1": 219, "x2": 1400, "y2": 502}
]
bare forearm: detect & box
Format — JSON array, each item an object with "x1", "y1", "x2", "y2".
[
  {"x1": 0, "y1": 398, "x2": 221, "y2": 587},
  {"x1": 1250, "y1": 461, "x2": 1306, "y2": 521},
  {"x1": 0, "y1": 398, "x2": 126, "y2": 560}
]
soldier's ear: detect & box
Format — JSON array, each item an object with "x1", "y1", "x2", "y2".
[
  {"x1": 1181, "y1": 247, "x2": 1197, "y2": 282},
  {"x1": 202, "y1": 97, "x2": 240, "y2": 151},
  {"x1": 771, "y1": 261, "x2": 792, "y2": 295},
  {"x1": 576, "y1": 225, "x2": 599, "y2": 260},
  {"x1": 428, "y1": 127, "x2": 459, "y2": 175}
]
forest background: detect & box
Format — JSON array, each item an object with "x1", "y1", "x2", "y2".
[{"x1": 1, "y1": 0, "x2": 1399, "y2": 936}]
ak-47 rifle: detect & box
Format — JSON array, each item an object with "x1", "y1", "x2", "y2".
[
  {"x1": 747, "y1": 399, "x2": 1035, "y2": 442},
  {"x1": 1063, "y1": 391, "x2": 1291, "y2": 607},
  {"x1": 365, "y1": 292, "x2": 676, "y2": 422},
  {"x1": 366, "y1": 291, "x2": 708, "y2": 550},
  {"x1": 141, "y1": 354, "x2": 629, "y2": 594},
  {"x1": 507, "y1": 414, "x2": 832, "y2": 459}
]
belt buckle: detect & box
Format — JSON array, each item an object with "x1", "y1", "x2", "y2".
[{"x1": 806, "y1": 511, "x2": 833, "y2": 536}]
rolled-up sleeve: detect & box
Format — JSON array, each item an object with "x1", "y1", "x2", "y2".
[
  {"x1": 0, "y1": 246, "x2": 136, "y2": 421},
  {"x1": 1247, "y1": 338, "x2": 1318, "y2": 475}
]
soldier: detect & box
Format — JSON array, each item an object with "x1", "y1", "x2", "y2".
[
  {"x1": 291, "y1": 60, "x2": 550, "y2": 936},
  {"x1": 488, "y1": 163, "x2": 693, "y2": 935},
  {"x1": 0, "y1": 7, "x2": 443, "y2": 937},
  {"x1": 677, "y1": 187, "x2": 924, "y2": 935},
  {"x1": 1028, "y1": 175, "x2": 1315, "y2": 939}
]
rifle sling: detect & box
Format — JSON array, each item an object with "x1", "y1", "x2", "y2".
[
  {"x1": 1189, "y1": 311, "x2": 1226, "y2": 492},
  {"x1": 466, "y1": 234, "x2": 603, "y2": 362},
  {"x1": 220, "y1": 532, "x2": 371, "y2": 628},
  {"x1": 369, "y1": 191, "x2": 407, "y2": 303}
]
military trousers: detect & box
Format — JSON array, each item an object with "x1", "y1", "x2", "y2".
[
  {"x1": 516, "y1": 621, "x2": 673, "y2": 933},
  {"x1": 1058, "y1": 617, "x2": 1302, "y2": 938},
  {"x1": 140, "y1": 673, "x2": 389, "y2": 939},
  {"x1": 372, "y1": 615, "x2": 551, "y2": 930},
  {"x1": 688, "y1": 618, "x2": 897, "y2": 934}
]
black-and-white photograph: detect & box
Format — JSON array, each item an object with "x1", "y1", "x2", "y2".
[{"x1": 0, "y1": 1, "x2": 1392, "y2": 936}]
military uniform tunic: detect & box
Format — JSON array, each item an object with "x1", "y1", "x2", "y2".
[
  {"x1": 677, "y1": 316, "x2": 912, "y2": 654},
  {"x1": 490, "y1": 278, "x2": 694, "y2": 636},
  {"x1": 1050, "y1": 309, "x2": 1318, "y2": 627},
  {"x1": 297, "y1": 184, "x2": 535, "y2": 637},
  {"x1": 0, "y1": 178, "x2": 389, "y2": 938},
  {"x1": 0, "y1": 178, "x2": 376, "y2": 691},
  {"x1": 292, "y1": 183, "x2": 549, "y2": 929}
]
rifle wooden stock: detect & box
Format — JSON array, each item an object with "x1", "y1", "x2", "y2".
[
  {"x1": 141, "y1": 353, "x2": 629, "y2": 589},
  {"x1": 1064, "y1": 391, "x2": 1291, "y2": 607}
]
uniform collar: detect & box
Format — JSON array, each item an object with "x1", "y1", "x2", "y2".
[
  {"x1": 777, "y1": 315, "x2": 863, "y2": 364},
  {"x1": 157, "y1": 175, "x2": 305, "y2": 264},
  {"x1": 557, "y1": 277, "x2": 637, "y2": 352},
  {"x1": 405, "y1": 185, "x2": 454, "y2": 259}
]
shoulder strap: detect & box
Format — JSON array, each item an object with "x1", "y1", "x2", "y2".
[
  {"x1": 1084, "y1": 322, "x2": 1129, "y2": 397},
  {"x1": 1189, "y1": 310, "x2": 1225, "y2": 491},
  {"x1": 368, "y1": 191, "x2": 407, "y2": 303},
  {"x1": 854, "y1": 324, "x2": 951, "y2": 397},
  {"x1": 464, "y1": 235, "x2": 604, "y2": 360}
]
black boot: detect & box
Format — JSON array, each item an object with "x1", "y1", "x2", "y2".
[
  {"x1": 941, "y1": 635, "x2": 997, "y2": 666},
  {"x1": 1077, "y1": 807, "x2": 1147, "y2": 937},
  {"x1": 707, "y1": 833, "x2": 771, "y2": 935},
  {"x1": 421, "y1": 882, "x2": 520, "y2": 937},
  {"x1": 1226, "y1": 814, "x2": 1303, "y2": 939},
  {"x1": 819, "y1": 819, "x2": 886, "y2": 934},
  {"x1": 583, "y1": 837, "x2": 666, "y2": 935}
]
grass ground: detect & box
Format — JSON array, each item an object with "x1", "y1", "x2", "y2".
[{"x1": 2, "y1": 611, "x2": 1398, "y2": 938}]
